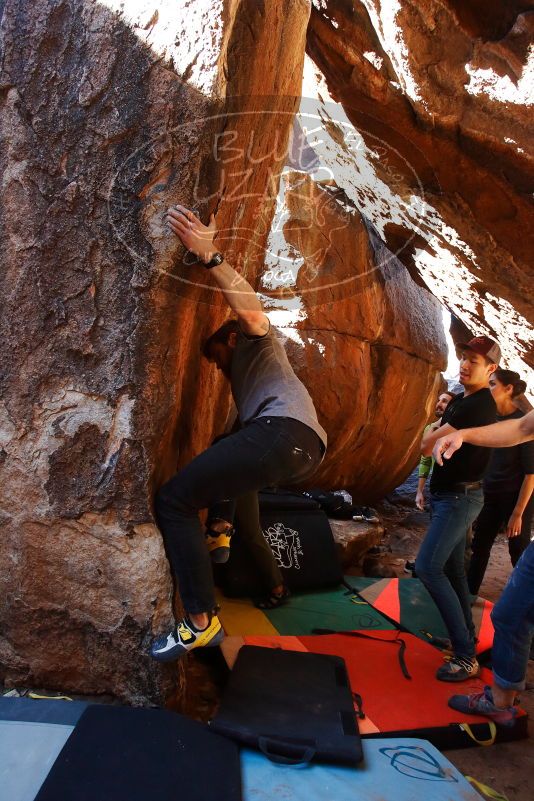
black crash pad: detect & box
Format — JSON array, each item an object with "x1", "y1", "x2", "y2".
[{"x1": 35, "y1": 704, "x2": 242, "y2": 801}]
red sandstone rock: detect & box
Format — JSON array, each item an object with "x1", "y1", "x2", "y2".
[
  {"x1": 263, "y1": 168, "x2": 446, "y2": 495},
  {"x1": 0, "y1": 0, "x2": 310, "y2": 703},
  {"x1": 305, "y1": 0, "x2": 534, "y2": 379},
  {"x1": 0, "y1": 0, "x2": 451, "y2": 703},
  {"x1": 329, "y1": 518, "x2": 385, "y2": 569}
]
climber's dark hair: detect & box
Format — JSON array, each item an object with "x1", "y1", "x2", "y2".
[
  {"x1": 201, "y1": 319, "x2": 240, "y2": 359},
  {"x1": 493, "y1": 368, "x2": 527, "y2": 398}
]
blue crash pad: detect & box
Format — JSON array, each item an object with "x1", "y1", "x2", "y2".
[
  {"x1": 0, "y1": 720, "x2": 74, "y2": 801},
  {"x1": 241, "y1": 737, "x2": 484, "y2": 801},
  {"x1": 0, "y1": 697, "x2": 86, "y2": 801},
  {"x1": 1, "y1": 697, "x2": 242, "y2": 801}
]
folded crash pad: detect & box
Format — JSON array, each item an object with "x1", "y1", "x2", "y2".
[
  {"x1": 218, "y1": 497, "x2": 342, "y2": 595},
  {"x1": 211, "y1": 644, "x2": 363, "y2": 765},
  {"x1": 222, "y1": 632, "x2": 527, "y2": 750},
  {"x1": 241, "y1": 739, "x2": 485, "y2": 801}
]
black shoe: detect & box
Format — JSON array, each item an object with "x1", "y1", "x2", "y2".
[
  {"x1": 353, "y1": 507, "x2": 380, "y2": 524},
  {"x1": 404, "y1": 560, "x2": 417, "y2": 577},
  {"x1": 254, "y1": 586, "x2": 291, "y2": 610},
  {"x1": 362, "y1": 507, "x2": 380, "y2": 523}
]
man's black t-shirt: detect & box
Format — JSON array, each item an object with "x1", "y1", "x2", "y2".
[
  {"x1": 430, "y1": 388, "x2": 497, "y2": 492},
  {"x1": 484, "y1": 409, "x2": 534, "y2": 495}
]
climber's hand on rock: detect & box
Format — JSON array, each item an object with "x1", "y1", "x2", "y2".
[{"x1": 166, "y1": 205, "x2": 217, "y2": 264}]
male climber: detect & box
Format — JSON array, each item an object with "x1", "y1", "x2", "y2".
[
  {"x1": 150, "y1": 205, "x2": 327, "y2": 661},
  {"x1": 416, "y1": 336, "x2": 499, "y2": 681}
]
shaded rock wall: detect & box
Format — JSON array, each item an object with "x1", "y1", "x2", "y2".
[
  {"x1": 0, "y1": 0, "x2": 309, "y2": 702},
  {"x1": 306, "y1": 0, "x2": 534, "y2": 380}
]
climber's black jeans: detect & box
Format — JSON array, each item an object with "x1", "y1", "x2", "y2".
[
  {"x1": 467, "y1": 491, "x2": 533, "y2": 595},
  {"x1": 209, "y1": 489, "x2": 285, "y2": 594},
  {"x1": 154, "y1": 417, "x2": 324, "y2": 615}
]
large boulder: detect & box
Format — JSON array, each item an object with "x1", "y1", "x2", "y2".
[
  {"x1": 305, "y1": 0, "x2": 533, "y2": 379},
  {"x1": 260, "y1": 163, "x2": 446, "y2": 495},
  {"x1": 0, "y1": 0, "x2": 446, "y2": 702},
  {"x1": 0, "y1": 0, "x2": 309, "y2": 703}
]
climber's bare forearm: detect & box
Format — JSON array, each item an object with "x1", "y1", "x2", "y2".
[
  {"x1": 166, "y1": 204, "x2": 269, "y2": 336},
  {"x1": 209, "y1": 259, "x2": 269, "y2": 334},
  {"x1": 433, "y1": 410, "x2": 534, "y2": 465},
  {"x1": 462, "y1": 412, "x2": 534, "y2": 448},
  {"x1": 421, "y1": 423, "x2": 456, "y2": 456}
]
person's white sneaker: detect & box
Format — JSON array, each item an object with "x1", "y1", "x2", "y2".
[{"x1": 436, "y1": 655, "x2": 480, "y2": 682}]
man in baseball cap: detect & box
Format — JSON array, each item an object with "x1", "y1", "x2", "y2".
[
  {"x1": 456, "y1": 336, "x2": 502, "y2": 366},
  {"x1": 417, "y1": 334, "x2": 500, "y2": 682}
]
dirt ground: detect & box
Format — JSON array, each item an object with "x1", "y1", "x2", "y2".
[{"x1": 376, "y1": 482, "x2": 534, "y2": 801}]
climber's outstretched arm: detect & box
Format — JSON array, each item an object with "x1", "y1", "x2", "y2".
[
  {"x1": 166, "y1": 205, "x2": 269, "y2": 336},
  {"x1": 433, "y1": 411, "x2": 534, "y2": 464}
]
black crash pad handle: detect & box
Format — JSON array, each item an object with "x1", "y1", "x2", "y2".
[{"x1": 258, "y1": 736, "x2": 316, "y2": 765}]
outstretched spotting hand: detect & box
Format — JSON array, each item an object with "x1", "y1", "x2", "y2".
[
  {"x1": 433, "y1": 431, "x2": 464, "y2": 465},
  {"x1": 166, "y1": 205, "x2": 217, "y2": 264}
]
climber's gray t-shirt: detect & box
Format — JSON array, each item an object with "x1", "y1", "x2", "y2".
[{"x1": 230, "y1": 322, "x2": 327, "y2": 449}]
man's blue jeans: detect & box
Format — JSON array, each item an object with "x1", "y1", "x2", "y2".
[
  {"x1": 415, "y1": 488, "x2": 483, "y2": 658},
  {"x1": 491, "y1": 540, "x2": 534, "y2": 691}
]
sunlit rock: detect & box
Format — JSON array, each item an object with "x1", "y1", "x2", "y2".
[{"x1": 306, "y1": 0, "x2": 534, "y2": 380}]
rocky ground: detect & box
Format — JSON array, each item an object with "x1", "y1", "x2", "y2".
[{"x1": 377, "y1": 470, "x2": 534, "y2": 801}]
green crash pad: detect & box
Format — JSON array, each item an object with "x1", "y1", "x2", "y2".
[
  {"x1": 346, "y1": 577, "x2": 494, "y2": 654},
  {"x1": 217, "y1": 579, "x2": 396, "y2": 636}
]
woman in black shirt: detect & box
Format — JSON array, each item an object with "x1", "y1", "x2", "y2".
[{"x1": 468, "y1": 370, "x2": 534, "y2": 594}]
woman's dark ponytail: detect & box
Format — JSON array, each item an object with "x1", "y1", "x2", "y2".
[
  {"x1": 494, "y1": 368, "x2": 527, "y2": 398},
  {"x1": 513, "y1": 380, "x2": 527, "y2": 397}
]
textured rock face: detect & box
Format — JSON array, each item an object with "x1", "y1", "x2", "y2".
[
  {"x1": 0, "y1": 0, "x2": 447, "y2": 701},
  {"x1": 306, "y1": 0, "x2": 534, "y2": 379},
  {"x1": 329, "y1": 518, "x2": 385, "y2": 568},
  {"x1": 262, "y1": 166, "x2": 446, "y2": 495},
  {"x1": 0, "y1": 0, "x2": 309, "y2": 702}
]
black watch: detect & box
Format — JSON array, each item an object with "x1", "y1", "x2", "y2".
[{"x1": 203, "y1": 252, "x2": 225, "y2": 269}]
